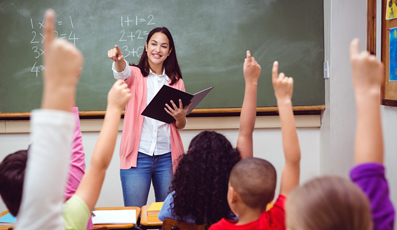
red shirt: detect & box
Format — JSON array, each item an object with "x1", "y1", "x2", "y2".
[{"x1": 209, "y1": 195, "x2": 286, "y2": 230}]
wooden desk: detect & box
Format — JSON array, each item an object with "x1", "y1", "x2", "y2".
[
  {"x1": 140, "y1": 205, "x2": 162, "y2": 227},
  {"x1": 94, "y1": 207, "x2": 141, "y2": 229},
  {"x1": 0, "y1": 211, "x2": 13, "y2": 230}
]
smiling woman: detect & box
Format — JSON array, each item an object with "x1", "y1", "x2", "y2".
[{"x1": 107, "y1": 27, "x2": 188, "y2": 208}]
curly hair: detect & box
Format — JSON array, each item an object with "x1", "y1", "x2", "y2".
[{"x1": 170, "y1": 131, "x2": 241, "y2": 226}]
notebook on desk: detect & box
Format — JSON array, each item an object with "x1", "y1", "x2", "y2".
[
  {"x1": 0, "y1": 213, "x2": 16, "y2": 226},
  {"x1": 147, "y1": 202, "x2": 163, "y2": 217},
  {"x1": 92, "y1": 210, "x2": 136, "y2": 225}
]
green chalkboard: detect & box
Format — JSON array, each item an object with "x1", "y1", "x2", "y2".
[{"x1": 0, "y1": 0, "x2": 324, "y2": 114}]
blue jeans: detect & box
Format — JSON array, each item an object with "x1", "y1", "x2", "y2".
[{"x1": 120, "y1": 152, "x2": 173, "y2": 207}]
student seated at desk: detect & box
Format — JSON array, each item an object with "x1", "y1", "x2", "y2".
[
  {"x1": 0, "y1": 9, "x2": 131, "y2": 230},
  {"x1": 158, "y1": 51, "x2": 260, "y2": 226},
  {"x1": 209, "y1": 61, "x2": 301, "y2": 230}
]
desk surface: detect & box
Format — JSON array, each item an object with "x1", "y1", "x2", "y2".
[
  {"x1": 140, "y1": 205, "x2": 162, "y2": 226},
  {"x1": 0, "y1": 207, "x2": 142, "y2": 230},
  {"x1": 0, "y1": 211, "x2": 13, "y2": 230},
  {"x1": 94, "y1": 207, "x2": 141, "y2": 229}
]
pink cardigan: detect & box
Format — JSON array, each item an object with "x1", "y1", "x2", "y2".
[{"x1": 119, "y1": 66, "x2": 185, "y2": 173}]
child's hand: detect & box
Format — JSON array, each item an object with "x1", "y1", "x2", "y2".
[
  {"x1": 272, "y1": 61, "x2": 293, "y2": 102},
  {"x1": 243, "y1": 50, "x2": 261, "y2": 83},
  {"x1": 108, "y1": 45, "x2": 125, "y2": 63},
  {"x1": 107, "y1": 80, "x2": 131, "y2": 111},
  {"x1": 43, "y1": 9, "x2": 83, "y2": 90},
  {"x1": 41, "y1": 9, "x2": 83, "y2": 111},
  {"x1": 350, "y1": 38, "x2": 384, "y2": 94}
]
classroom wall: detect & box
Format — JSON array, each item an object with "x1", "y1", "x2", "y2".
[
  {"x1": 319, "y1": 0, "x2": 366, "y2": 177},
  {"x1": 0, "y1": 118, "x2": 321, "y2": 213},
  {"x1": 2, "y1": 2, "x2": 397, "y2": 228},
  {"x1": 323, "y1": 3, "x2": 397, "y2": 230}
]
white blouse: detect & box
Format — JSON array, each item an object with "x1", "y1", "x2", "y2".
[{"x1": 112, "y1": 60, "x2": 171, "y2": 156}]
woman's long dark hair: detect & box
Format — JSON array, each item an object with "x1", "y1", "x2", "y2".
[
  {"x1": 170, "y1": 131, "x2": 241, "y2": 226},
  {"x1": 131, "y1": 27, "x2": 182, "y2": 85}
]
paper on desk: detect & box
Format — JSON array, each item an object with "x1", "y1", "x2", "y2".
[
  {"x1": 92, "y1": 210, "x2": 136, "y2": 224},
  {"x1": 0, "y1": 213, "x2": 16, "y2": 223}
]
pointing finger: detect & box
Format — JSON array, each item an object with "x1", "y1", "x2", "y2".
[
  {"x1": 246, "y1": 50, "x2": 251, "y2": 62},
  {"x1": 115, "y1": 45, "x2": 121, "y2": 54},
  {"x1": 43, "y1": 9, "x2": 56, "y2": 53},
  {"x1": 272, "y1": 61, "x2": 279, "y2": 82},
  {"x1": 349, "y1": 38, "x2": 360, "y2": 59}
]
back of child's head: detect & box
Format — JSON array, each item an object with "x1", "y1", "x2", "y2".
[
  {"x1": 171, "y1": 131, "x2": 241, "y2": 225},
  {"x1": 0, "y1": 149, "x2": 28, "y2": 216},
  {"x1": 229, "y1": 157, "x2": 276, "y2": 211},
  {"x1": 286, "y1": 176, "x2": 372, "y2": 230}
]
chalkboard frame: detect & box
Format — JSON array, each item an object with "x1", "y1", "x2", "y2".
[
  {"x1": 0, "y1": 0, "x2": 325, "y2": 117},
  {"x1": 0, "y1": 105, "x2": 325, "y2": 120}
]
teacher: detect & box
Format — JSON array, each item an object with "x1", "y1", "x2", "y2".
[{"x1": 107, "y1": 27, "x2": 189, "y2": 207}]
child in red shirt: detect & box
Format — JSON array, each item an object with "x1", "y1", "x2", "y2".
[{"x1": 210, "y1": 61, "x2": 301, "y2": 230}]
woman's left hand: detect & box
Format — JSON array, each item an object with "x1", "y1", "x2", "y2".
[{"x1": 165, "y1": 99, "x2": 191, "y2": 126}]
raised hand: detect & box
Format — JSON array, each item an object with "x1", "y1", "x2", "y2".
[
  {"x1": 272, "y1": 61, "x2": 293, "y2": 102},
  {"x1": 108, "y1": 45, "x2": 125, "y2": 62},
  {"x1": 236, "y1": 50, "x2": 260, "y2": 159},
  {"x1": 349, "y1": 38, "x2": 384, "y2": 94},
  {"x1": 272, "y1": 61, "x2": 300, "y2": 197},
  {"x1": 107, "y1": 80, "x2": 131, "y2": 111},
  {"x1": 43, "y1": 10, "x2": 82, "y2": 88},
  {"x1": 41, "y1": 9, "x2": 83, "y2": 111},
  {"x1": 243, "y1": 50, "x2": 261, "y2": 83}
]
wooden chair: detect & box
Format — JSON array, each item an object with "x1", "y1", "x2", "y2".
[{"x1": 162, "y1": 218, "x2": 207, "y2": 230}]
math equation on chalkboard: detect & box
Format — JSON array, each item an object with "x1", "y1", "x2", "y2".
[
  {"x1": 29, "y1": 17, "x2": 79, "y2": 77},
  {"x1": 118, "y1": 15, "x2": 156, "y2": 59}
]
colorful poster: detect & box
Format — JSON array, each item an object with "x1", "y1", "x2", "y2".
[
  {"x1": 390, "y1": 27, "x2": 397, "y2": 81},
  {"x1": 387, "y1": 0, "x2": 397, "y2": 20}
]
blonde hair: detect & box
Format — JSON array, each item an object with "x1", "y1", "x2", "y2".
[{"x1": 286, "y1": 176, "x2": 372, "y2": 230}]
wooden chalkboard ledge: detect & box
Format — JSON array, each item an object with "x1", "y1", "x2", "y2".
[
  {"x1": 0, "y1": 115, "x2": 321, "y2": 134},
  {"x1": 0, "y1": 105, "x2": 325, "y2": 120},
  {"x1": 382, "y1": 99, "x2": 397, "y2": 107}
]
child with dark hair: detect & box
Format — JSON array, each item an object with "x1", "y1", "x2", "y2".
[
  {"x1": 0, "y1": 106, "x2": 93, "y2": 229},
  {"x1": 209, "y1": 61, "x2": 301, "y2": 230},
  {"x1": 0, "y1": 150, "x2": 27, "y2": 217},
  {"x1": 158, "y1": 51, "x2": 261, "y2": 226},
  {"x1": 286, "y1": 39, "x2": 395, "y2": 230},
  {"x1": 5, "y1": 9, "x2": 131, "y2": 230}
]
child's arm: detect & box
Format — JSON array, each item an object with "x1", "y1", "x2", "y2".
[
  {"x1": 350, "y1": 39, "x2": 384, "y2": 165},
  {"x1": 237, "y1": 50, "x2": 260, "y2": 159},
  {"x1": 272, "y1": 61, "x2": 301, "y2": 197},
  {"x1": 15, "y1": 9, "x2": 82, "y2": 230},
  {"x1": 349, "y1": 39, "x2": 394, "y2": 230},
  {"x1": 64, "y1": 107, "x2": 86, "y2": 201},
  {"x1": 74, "y1": 80, "x2": 131, "y2": 211}
]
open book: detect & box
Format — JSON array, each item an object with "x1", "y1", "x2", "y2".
[{"x1": 141, "y1": 86, "x2": 213, "y2": 124}]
